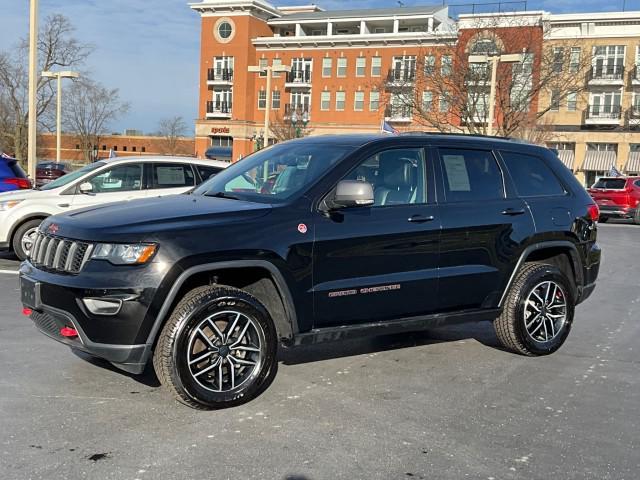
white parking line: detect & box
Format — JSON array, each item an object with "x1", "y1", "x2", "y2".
[{"x1": 0, "y1": 270, "x2": 19, "y2": 275}]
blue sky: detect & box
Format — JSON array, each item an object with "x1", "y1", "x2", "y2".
[{"x1": 1, "y1": 0, "x2": 638, "y2": 135}]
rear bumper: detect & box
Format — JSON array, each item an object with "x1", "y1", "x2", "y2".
[
  {"x1": 598, "y1": 206, "x2": 637, "y2": 219},
  {"x1": 577, "y1": 242, "x2": 600, "y2": 305}
]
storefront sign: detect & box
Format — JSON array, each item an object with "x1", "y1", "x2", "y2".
[{"x1": 211, "y1": 127, "x2": 230, "y2": 134}]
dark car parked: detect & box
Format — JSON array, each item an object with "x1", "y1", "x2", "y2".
[
  {"x1": 19, "y1": 134, "x2": 601, "y2": 409},
  {"x1": 0, "y1": 154, "x2": 31, "y2": 192},
  {"x1": 35, "y1": 162, "x2": 72, "y2": 188}
]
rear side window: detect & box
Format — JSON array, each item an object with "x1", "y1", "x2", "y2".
[
  {"x1": 196, "y1": 165, "x2": 223, "y2": 183},
  {"x1": 10, "y1": 161, "x2": 27, "y2": 178},
  {"x1": 2, "y1": 160, "x2": 27, "y2": 178},
  {"x1": 438, "y1": 148, "x2": 504, "y2": 202},
  {"x1": 592, "y1": 178, "x2": 627, "y2": 189},
  {"x1": 152, "y1": 163, "x2": 196, "y2": 189},
  {"x1": 635, "y1": 180, "x2": 640, "y2": 188},
  {"x1": 501, "y1": 151, "x2": 565, "y2": 197}
]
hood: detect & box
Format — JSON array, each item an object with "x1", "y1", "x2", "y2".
[
  {"x1": 40, "y1": 194, "x2": 272, "y2": 242},
  {"x1": 0, "y1": 188, "x2": 58, "y2": 202}
]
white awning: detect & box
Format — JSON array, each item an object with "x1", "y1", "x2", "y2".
[
  {"x1": 582, "y1": 150, "x2": 616, "y2": 171},
  {"x1": 556, "y1": 150, "x2": 575, "y2": 170},
  {"x1": 625, "y1": 151, "x2": 640, "y2": 174}
]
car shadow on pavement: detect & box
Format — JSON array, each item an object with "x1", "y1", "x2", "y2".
[
  {"x1": 71, "y1": 350, "x2": 161, "y2": 387},
  {"x1": 278, "y1": 320, "x2": 504, "y2": 366}
]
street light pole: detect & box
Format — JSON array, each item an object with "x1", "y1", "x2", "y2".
[
  {"x1": 42, "y1": 71, "x2": 79, "y2": 162},
  {"x1": 248, "y1": 63, "x2": 291, "y2": 149},
  {"x1": 469, "y1": 53, "x2": 524, "y2": 136},
  {"x1": 27, "y1": 0, "x2": 38, "y2": 180}
]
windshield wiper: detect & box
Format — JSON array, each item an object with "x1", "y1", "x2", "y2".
[{"x1": 206, "y1": 191, "x2": 241, "y2": 200}]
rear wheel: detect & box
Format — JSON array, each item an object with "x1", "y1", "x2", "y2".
[
  {"x1": 494, "y1": 263, "x2": 574, "y2": 356},
  {"x1": 633, "y1": 209, "x2": 640, "y2": 226},
  {"x1": 153, "y1": 285, "x2": 277, "y2": 409},
  {"x1": 12, "y1": 219, "x2": 42, "y2": 261},
  {"x1": 598, "y1": 216, "x2": 609, "y2": 223}
]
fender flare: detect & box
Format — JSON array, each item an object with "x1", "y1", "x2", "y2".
[
  {"x1": 144, "y1": 260, "x2": 298, "y2": 347},
  {"x1": 498, "y1": 241, "x2": 583, "y2": 307}
]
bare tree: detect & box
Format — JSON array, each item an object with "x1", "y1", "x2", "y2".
[
  {"x1": 157, "y1": 116, "x2": 189, "y2": 155},
  {"x1": 0, "y1": 14, "x2": 92, "y2": 162},
  {"x1": 63, "y1": 78, "x2": 129, "y2": 163},
  {"x1": 379, "y1": 15, "x2": 593, "y2": 138},
  {"x1": 269, "y1": 112, "x2": 312, "y2": 143}
]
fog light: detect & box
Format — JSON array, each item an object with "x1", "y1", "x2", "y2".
[
  {"x1": 82, "y1": 298, "x2": 122, "y2": 315},
  {"x1": 60, "y1": 327, "x2": 78, "y2": 338},
  {"x1": 22, "y1": 307, "x2": 32, "y2": 316}
]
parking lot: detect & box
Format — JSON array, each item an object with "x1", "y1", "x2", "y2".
[{"x1": 0, "y1": 222, "x2": 638, "y2": 480}]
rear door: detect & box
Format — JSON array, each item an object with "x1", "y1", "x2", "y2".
[
  {"x1": 147, "y1": 162, "x2": 197, "y2": 196},
  {"x1": 435, "y1": 146, "x2": 535, "y2": 311},
  {"x1": 312, "y1": 145, "x2": 441, "y2": 327}
]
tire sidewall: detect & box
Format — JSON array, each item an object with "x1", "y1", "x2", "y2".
[
  {"x1": 513, "y1": 267, "x2": 575, "y2": 355},
  {"x1": 12, "y1": 219, "x2": 42, "y2": 261},
  {"x1": 170, "y1": 293, "x2": 277, "y2": 408}
]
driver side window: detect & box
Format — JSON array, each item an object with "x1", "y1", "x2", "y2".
[
  {"x1": 344, "y1": 148, "x2": 427, "y2": 206},
  {"x1": 88, "y1": 164, "x2": 142, "y2": 193}
]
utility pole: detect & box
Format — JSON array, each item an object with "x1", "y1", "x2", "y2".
[
  {"x1": 468, "y1": 53, "x2": 524, "y2": 136},
  {"x1": 42, "y1": 71, "x2": 80, "y2": 162},
  {"x1": 248, "y1": 62, "x2": 291, "y2": 149},
  {"x1": 27, "y1": 0, "x2": 38, "y2": 179}
]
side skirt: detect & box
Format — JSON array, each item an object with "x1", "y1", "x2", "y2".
[{"x1": 287, "y1": 308, "x2": 501, "y2": 347}]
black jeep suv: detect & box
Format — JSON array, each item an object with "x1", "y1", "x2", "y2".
[{"x1": 20, "y1": 134, "x2": 601, "y2": 409}]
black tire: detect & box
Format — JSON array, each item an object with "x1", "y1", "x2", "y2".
[
  {"x1": 153, "y1": 284, "x2": 277, "y2": 409},
  {"x1": 12, "y1": 219, "x2": 42, "y2": 261},
  {"x1": 494, "y1": 263, "x2": 575, "y2": 356},
  {"x1": 598, "y1": 216, "x2": 609, "y2": 223}
]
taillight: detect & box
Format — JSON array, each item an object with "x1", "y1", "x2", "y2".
[
  {"x1": 3, "y1": 177, "x2": 32, "y2": 189},
  {"x1": 587, "y1": 203, "x2": 600, "y2": 222}
]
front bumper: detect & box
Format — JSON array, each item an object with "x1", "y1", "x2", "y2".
[{"x1": 19, "y1": 260, "x2": 166, "y2": 374}]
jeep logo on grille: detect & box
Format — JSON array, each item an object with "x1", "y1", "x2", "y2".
[{"x1": 47, "y1": 223, "x2": 59, "y2": 235}]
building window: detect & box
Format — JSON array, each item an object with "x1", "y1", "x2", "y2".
[
  {"x1": 259, "y1": 58, "x2": 267, "y2": 77},
  {"x1": 369, "y1": 91, "x2": 379, "y2": 111},
  {"x1": 471, "y1": 38, "x2": 499, "y2": 55},
  {"x1": 132, "y1": 146, "x2": 137, "y2": 152},
  {"x1": 566, "y1": 91, "x2": 577, "y2": 111},
  {"x1": 113, "y1": 146, "x2": 118, "y2": 151},
  {"x1": 272, "y1": 90, "x2": 281, "y2": 109},
  {"x1": 336, "y1": 91, "x2": 346, "y2": 111},
  {"x1": 356, "y1": 57, "x2": 366, "y2": 77},
  {"x1": 592, "y1": 45, "x2": 625, "y2": 78},
  {"x1": 75, "y1": 144, "x2": 80, "y2": 149},
  {"x1": 322, "y1": 58, "x2": 332, "y2": 77},
  {"x1": 552, "y1": 47, "x2": 564, "y2": 73},
  {"x1": 371, "y1": 57, "x2": 381, "y2": 77},
  {"x1": 141, "y1": 147, "x2": 146, "y2": 153},
  {"x1": 102, "y1": 145, "x2": 106, "y2": 150},
  {"x1": 337, "y1": 58, "x2": 347, "y2": 77},
  {"x1": 511, "y1": 53, "x2": 533, "y2": 112},
  {"x1": 587, "y1": 143, "x2": 617, "y2": 151},
  {"x1": 272, "y1": 58, "x2": 282, "y2": 78},
  {"x1": 422, "y1": 91, "x2": 433, "y2": 111},
  {"x1": 321, "y1": 91, "x2": 331, "y2": 110},
  {"x1": 218, "y1": 21, "x2": 233, "y2": 39},
  {"x1": 424, "y1": 55, "x2": 435, "y2": 75},
  {"x1": 123, "y1": 146, "x2": 127, "y2": 152},
  {"x1": 258, "y1": 90, "x2": 267, "y2": 109},
  {"x1": 439, "y1": 91, "x2": 449, "y2": 112},
  {"x1": 569, "y1": 47, "x2": 581, "y2": 73},
  {"x1": 441, "y1": 55, "x2": 452, "y2": 76},
  {"x1": 550, "y1": 90, "x2": 560, "y2": 111},
  {"x1": 354, "y1": 91, "x2": 364, "y2": 111},
  {"x1": 214, "y1": 18, "x2": 235, "y2": 43}
]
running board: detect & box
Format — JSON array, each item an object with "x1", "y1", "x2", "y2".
[{"x1": 288, "y1": 308, "x2": 501, "y2": 346}]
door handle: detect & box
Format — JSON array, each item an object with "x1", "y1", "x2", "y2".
[
  {"x1": 408, "y1": 214, "x2": 435, "y2": 223},
  {"x1": 501, "y1": 208, "x2": 526, "y2": 216},
  {"x1": 57, "y1": 203, "x2": 70, "y2": 208}
]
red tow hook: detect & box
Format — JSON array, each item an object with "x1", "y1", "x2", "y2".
[
  {"x1": 60, "y1": 327, "x2": 78, "y2": 338},
  {"x1": 22, "y1": 307, "x2": 33, "y2": 316}
]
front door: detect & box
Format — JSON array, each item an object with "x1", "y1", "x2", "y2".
[
  {"x1": 70, "y1": 162, "x2": 145, "y2": 209},
  {"x1": 435, "y1": 146, "x2": 535, "y2": 311},
  {"x1": 312, "y1": 146, "x2": 440, "y2": 327}
]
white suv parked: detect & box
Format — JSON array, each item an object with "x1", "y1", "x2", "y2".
[{"x1": 0, "y1": 156, "x2": 228, "y2": 260}]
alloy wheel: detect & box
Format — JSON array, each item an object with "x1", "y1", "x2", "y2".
[
  {"x1": 21, "y1": 227, "x2": 39, "y2": 257},
  {"x1": 523, "y1": 281, "x2": 567, "y2": 343}
]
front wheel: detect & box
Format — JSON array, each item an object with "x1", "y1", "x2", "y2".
[
  {"x1": 153, "y1": 285, "x2": 277, "y2": 409},
  {"x1": 494, "y1": 263, "x2": 575, "y2": 356},
  {"x1": 12, "y1": 219, "x2": 42, "y2": 261}
]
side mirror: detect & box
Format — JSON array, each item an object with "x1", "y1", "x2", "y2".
[
  {"x1": 332, "y1": 180, "x2": 374, "y2": 209},
  {"x1": 79, "y1": 182, "x2": 93, "y2": 194}
]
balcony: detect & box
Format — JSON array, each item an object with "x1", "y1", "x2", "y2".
[
  {"x1": 207, "y1": 68, "x2": 233, "y2": 85},
  {"x1": 627, "y1": 106, "x2": 640, "y2": 128},
  {"x1": 285, "y1": 69, "x2": 312, "y2": 88},
  {"x1": 384, "y1": 105, "x2": 413, "y2": 122},
  {"x1": 632, "y1": 65, "x2": 640, "y2": 85},
  {"x1": 386, "y1": 69, "x2": 416, "y2": 86},
  {"x1": 206, "y1": 100, "x2": 232, "y2": 118},
  {"x1": 584, "y1": 105, "x2": 621, "y2": 126},
  {"x1": 588, "y1": 65, "x2": 624, "y2": 85},
  {"x1": 284, "y1": 103, "x2": 310, "y2": 120}
]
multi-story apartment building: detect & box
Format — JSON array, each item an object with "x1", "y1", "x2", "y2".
[{"x1": 190, "y1": 1, "x2": 640, "y2": 186}]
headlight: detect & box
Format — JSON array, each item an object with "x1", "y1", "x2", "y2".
[
  {"x1": 0, "y1": 200, "x2": 23, "y2": 211},
  {"x1": 91, "y1": 243, "x2": 157, "y2": 265}
]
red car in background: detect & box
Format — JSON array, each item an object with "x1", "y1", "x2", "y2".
[
  {"x1": 35, "y1": 162, "x2": 72, "y2": 188},
  {"x1": 587, "y1": 176, "x2": 640, "y2": 224}
]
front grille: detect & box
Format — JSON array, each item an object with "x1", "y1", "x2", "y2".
[{"x1": 29, "y1": 231, "x2": 94, "y2": 275}]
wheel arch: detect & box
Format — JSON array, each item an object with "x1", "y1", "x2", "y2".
[
  {"x1": 9, "y1": 213, "x2": 49, "y2": 245},
  {"x1": 499, "y1": 241, "x2": 583, "y2": 308},
  {"x1": 146, "y1": 260, "x2": 298, "y2": 350}
]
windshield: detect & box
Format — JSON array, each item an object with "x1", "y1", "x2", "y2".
[
  {"x1": 40, "y1": 162, "x2": 106, "y2": 191},
  {"x1": 193, "y1": 143, "x2": 353, "y2": 203}
]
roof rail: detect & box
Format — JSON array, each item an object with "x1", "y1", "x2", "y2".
[{"x1": 399, "y1": 131, "x2": 533, "y2": 144}]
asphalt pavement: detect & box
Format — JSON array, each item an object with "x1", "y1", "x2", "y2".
[{"x1": 0, "y1": 222, "x2": 638, "y2": 480}]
